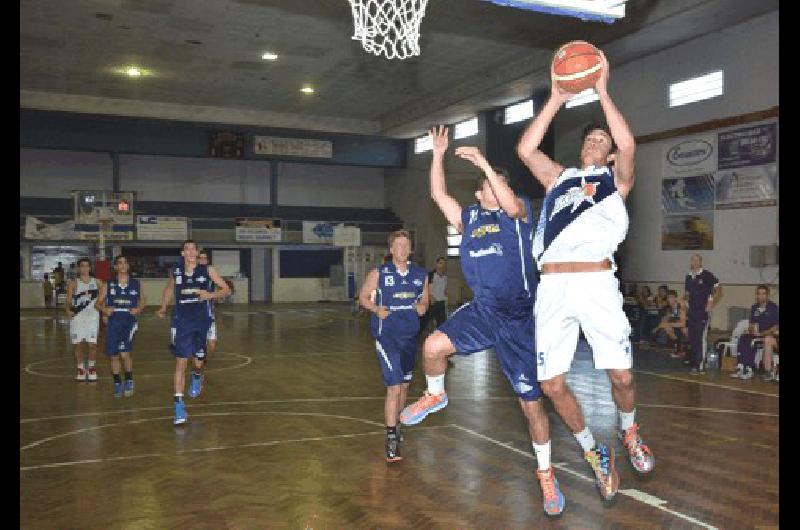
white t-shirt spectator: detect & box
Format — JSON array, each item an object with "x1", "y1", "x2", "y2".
[{"x1": 431, "y1": 272, "x2": 447, "y2": 303}]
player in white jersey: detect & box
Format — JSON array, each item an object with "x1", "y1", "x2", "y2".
[
  {"x1": 65, "y1": 258, "x2": 102, "y2": 382},
  {"x1": 517, "y1": 50, "x2": 654, "y2": 505}
]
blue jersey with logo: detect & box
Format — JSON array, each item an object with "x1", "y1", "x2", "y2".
[
  {"x1": 173, "y1": 260, "x2": 213, "y2": 323},
  {"x1": 105, "y1": 277, "x2": 141, "y2": 325},
  {"x1": 459, "y1": 197, "x2": 536, "y2": 308},
  {"x1": 370, "y1": 261, "x2": 427, "y2": 338}
]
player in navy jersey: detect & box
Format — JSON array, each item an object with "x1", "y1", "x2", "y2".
[
  {"x1": 517, "y1": 49, "x2": 653, "y2": 505},
  {"x1": 96, "y1": 255, "x2": 145, "y2": 397},
  {"x1": 359, "y1": 229, "x2": 429, "y2": 463},
  {"x1": 197, "y1": 250, "x2": 218, "y2": 367},
  {"x1": 157, "y1": 240, "x2": 230, "y2": 425},
  {"x1": 684, "y1": 254, "x2": 722, "y2": 374},
  {"x1": 399, "y1": 126, "x2": 563, "y2": 517}
]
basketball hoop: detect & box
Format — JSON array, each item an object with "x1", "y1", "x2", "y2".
[{"x1": 348, "y1": 0, "x2": 429, "y2": 60}]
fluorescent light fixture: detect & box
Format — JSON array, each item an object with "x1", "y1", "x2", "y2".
[
  {"x1": 669, "y1": 70, "x2": 723, "y2": 108},
  {"x1": 565, "y1": 88, "x2": 600, "y2": 108},
  {"x1": 262, "y1": 52, "x2": 279, "y2": 60},
  {"x1": 481, "y1": 0, "x2": 626, "y2": 24},
  {"x1": 447, "y1": 247, "x2": 460, "y2": 257},
  {"x1": 447, "y1": 235, "x2": 462, "y2": 247},
  {"x1": 300, "y1": 85, "x2": 315, "y2": 94},
  {"x1": 113, "y1": 65, "x2": 152, "y2": 78},
  {"x1": 126, "y1": 67, "x2": 142, "y2": 77},
  {"x1": 504, "y1": 99, "x2": 534, "y2": 124},
  {"x1": 414, "y1": 134, "x2": 433, "y2": 153},
  {"x1": 454, "y1": 117, "x2": 479, "y2": 139}
]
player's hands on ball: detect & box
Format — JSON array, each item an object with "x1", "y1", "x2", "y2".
[
  {"x1": 594, "y1": 49, "x2": 610, "y2": 96},
  {"x1": 375, "y1": 306, "x2": 390, "y2": 320},
  {"x1": 455, "y1": 146, "x2": 488, "y2": 169},
  {"x1": 430, "y1": 125, "x2": 449, "y2": 156},
  {"x1": 550, "y1": 64, "x2": 574, "y2": 105}
]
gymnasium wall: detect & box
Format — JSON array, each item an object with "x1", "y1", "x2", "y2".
[{"x1": 551, "y1": 10, "x2": 779, "y2": 329}]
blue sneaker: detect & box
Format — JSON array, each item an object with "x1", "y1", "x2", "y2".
[
  {"x1": 174, "y1": 400, "x2": 187, "y2": 425},
  {"x1": 399, "y1": 391, "x2": 448, "y2": 426},
  {"x1": 113, "y1": 382, "x2": 123, "y2": 398},
  {"x1": 584, "y1": 443, "x2": 619, "y2": 504},
  {"x1": 123, "y1": 379, "x2": 135, "y2": 397},
  {"x1": 188, "y1": 372, "x2": 204, "y2": 399},
  {"x1": 537, "y1": 467, "x2": 566, "y2": 516}
]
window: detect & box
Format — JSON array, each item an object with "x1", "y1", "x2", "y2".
[
  {"x1": 504, "y1": 99, "x2": 534, "y2": 124},
  {"x1": 447, "y1": 225, "x2": 461, "y2": 257},
  {"x1": 669, "y1": 70, "x2": 724, "y2": 108},
  {"x1": 565, "y1": 88, "x2": 600, "y2": 109},
  {"x1": 454, "y1": 117, "x2": 479, "y2": 139},
  {"x1": 414, "y1": 134, "x2": 432, "y2": 153}
]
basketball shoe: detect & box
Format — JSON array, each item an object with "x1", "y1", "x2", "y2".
[
  {"x1": 536, "y1": 467, "x2": 565, "y2": 516},
  {"x1": 399, "y1": 391, "x2": 448, "y2": 426},
  {"x1": 113, "y1": 381, "x2": 123, "y2": 398},
  {"x1": 75, "y1": 366, "x2": 87, "y2": 382},
  {"x1": 174, "y1": 400, "x2": 187, "y2": 425},
  {"x1": 124, "y1": 379, "x2": 135, "y2": 397},
  {"x1": 619, "y1": 423, "x2": 655, "y2": 475},
  {"x1": 87, "y1": 366, "x2": 98, "y2": 382},
  {"x1": 188, "y1": 372, "x2": 204, "y2": 398},
  {"x1": 584, "y1": 443, "x2": 619, "y2": 504},
  {"x1": 386, "y1": 433, "x2": 402, "y2": 463}
]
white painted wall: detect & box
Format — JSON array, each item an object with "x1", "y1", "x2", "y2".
[
  {"x1": 119, "y1": 154, "x2": 270, "y2": 204},
  {"x1": 279, "y1": 163, "x2": 385, "y2": 208},
  {"x1": 20, "y1": 148, "x2": 112, "y2": 198}
]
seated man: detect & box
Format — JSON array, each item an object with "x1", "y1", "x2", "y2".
[
  {"x1": 637, "y1": 286, "x2": 661, "y2": 344},
  {"x1": 652, "y1": 290, "x2": 688, "y2": 356},
  {"x1": 730, "y1": 284, "x2": 779, "y2": 380}
]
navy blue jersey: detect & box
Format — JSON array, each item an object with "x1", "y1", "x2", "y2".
[
  {"x1": 106, "y1": 278, "x2": 141, "y2": 324},
  {"x1": 684, "y1": 269, "x2": 719, "y2": 312},
  {"x1": 370, "y1": 261, "x2": 427, "y2": 338},
  {"x1": 750, "y1": 301, "x2": 778, "y2": 330},
  {"x1": 173, "y1": 260, "x2": 213, "y2": 322},
  {"x1": 459, "y1": 198, "x2": 536, "y2": 308}
]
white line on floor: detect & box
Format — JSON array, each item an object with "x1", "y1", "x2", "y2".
[
  {"x1": 451, "y1": 424, "x2": 718, "y2": 530},
  {"x1": 634, "y1": 370, "x2": 779, "y2": 398}
]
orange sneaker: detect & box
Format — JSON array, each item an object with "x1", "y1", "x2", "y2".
[
  {"x1": 536, "y1": 467, "x2": 565, "y2": 516},
  {"x1": 620, "y1": 423, "x2": 655, "y2": 475},
  {"x1": 584, "y1": 443, "x2": 619, "y2": 504},
  {"x1": 399, "y1": 391, "x2": 448, "y2": 425}
]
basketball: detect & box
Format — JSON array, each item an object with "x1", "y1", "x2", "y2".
[{"x1": 552, "y1": 40, "x2": 604, "y2": 93}]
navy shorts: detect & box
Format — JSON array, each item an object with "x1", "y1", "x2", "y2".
[
  {"x1": 374, "y1": 333, "x2": 417, "y2": 387},
  {"x1": 105, "y1": 315, "x2": 138, "y2": 357},
  {"x1": 438, "y1": 301, "x2": 542, "y2": 401},
  {"x1": 172, "y1": 318, "x2": 211, "y2": 360}
]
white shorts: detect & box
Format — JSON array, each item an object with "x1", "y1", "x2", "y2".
[
  {"x1": 70, "y1": 315, "x2": 99, "y2": 344},
  {"x1": 535, "y1": 270, "x2": 632, "y2": 381},
  {"x1": 207, "y1": 321, "x2": 217, "y2": 341}
]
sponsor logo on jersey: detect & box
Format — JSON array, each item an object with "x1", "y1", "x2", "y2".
[
  {"x1": 469, "y1": 209, "x2": 479, "y2": 225},
  {"x1": 393, "y1": 292, "x2": 417, "y2": 299},
  {"x1": 550, "y1": 176, "x2": 600, "y2": 221},
  {"x1": 113, "y1": 298, "x2": 132, "y2": 306},
  {"x1": 468, "y1": 243, "x2": 503, "y2": 258},
  {"x1": 175, "y1": 275, "x2": 182, "y2": 285},
  {"x1": 180, "y1": 288, "x2": 201, "y2": 296},
  {"x1": 412, "y1": 278, "x2": 423, "y2": 287},
  {"x1": 471, "y1": 224, "x2": 501, "y2": 239},
  {"x1": 385, "y1": 276, "x2": 394, "y2": 286}
]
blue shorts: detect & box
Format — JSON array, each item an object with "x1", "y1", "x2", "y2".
[
  {"x1": 373, "y1": 333, "x2": 417, "y2": 387},
  {"x1": 106, "y1": 315, "x2": 138, "y2": 357},
  {"x1": 438, "y1": 301, "x2": 542, "y2": 401},
  {"x1": 172, "y1": 318, "x2": 211, "y2": 360}
]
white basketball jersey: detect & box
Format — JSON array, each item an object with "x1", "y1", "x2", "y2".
[
  {"x1": 71, "y1": 277, "x2": 100, "y2": 320},
  {"x1": 532, "y1": 165, "x2": 628, "y2": 269}
]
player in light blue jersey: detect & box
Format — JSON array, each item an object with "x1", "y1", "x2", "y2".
[
  {"x1": 96, "y1": 255, "x2": 145, "y2": 397},
  {"x1": 399, "y1": 126, "x2": 563, "y2": 517},
  {"x1": 359, "y1": 230, "x2": 429, "y2": 463},
  {"x1": 157, "y1": 240, "x2": 230, "y2": 425},
  {"x1": 517, "y1": 48, "x2": 654, "y2": 505}
]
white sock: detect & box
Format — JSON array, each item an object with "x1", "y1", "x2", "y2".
[
  {"x1": 426, "y1": 374, "x2": 445, "y2": 395},
  {"x1": 619, "y1": 409, "x2": 636, "y2": 432},
  {"x1": 88, "y1": 360, "x2": 96, "y2": 368},
  {"x1": 76, "y1": 362, "x2": 85, "y2": 369},
  {"x1": 532, "y1": 441, "x2": 551, "y2": 471},
  {"x1": 574, "y1": 427, "x2": 596, "y2": 453}
]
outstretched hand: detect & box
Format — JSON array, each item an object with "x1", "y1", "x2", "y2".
[
  {"x1": 594, "y1": 48, "x2": 610, "y2": 95},
  {"x1": 454, "y1": 146, "x2": 488, "y2": 169},
  {"x1": 550, "y1": 62, "x2": 574, "y2": 105},
  {"x1": 430, "y1": 125, "x2": 449, "y2": 156}
]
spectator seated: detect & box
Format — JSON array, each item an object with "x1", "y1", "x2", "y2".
[
  {"x1": 729, "y1": 285, "x2": 779, "y2": 381},
  {"x1": 652, "y1": 290, "x2": 688, "y2": 357}
]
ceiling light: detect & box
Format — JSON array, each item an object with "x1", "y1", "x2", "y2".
[
  {"x1": 300, "y1": 86, "x2": 315, "y2": 94},
  {"x1": 262, "y1": 52, "x2": 279, "y2": 61},
  {"x1": 126, "y1": 67, "x2": 142, "y2": 77}
]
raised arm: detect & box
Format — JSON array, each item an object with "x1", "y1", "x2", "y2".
[
  {"x1": 454, "y1": 146, "x2": 527, "y2": 220},
  {"x1": 517, "y1": 74, "x2": 570, "y2": 191},
  {"x1": 429, "y1": 126, "x2": 464, "y2": 233},
  {"x1": 594, "y1": 50, "x2": 636, "y2": 199}
]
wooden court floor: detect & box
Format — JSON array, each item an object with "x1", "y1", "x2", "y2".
[{"x1": 21, "y1": 303, "x2": 778, "y2": 529}]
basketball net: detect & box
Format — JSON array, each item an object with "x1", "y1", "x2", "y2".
[{"x1": 348, "y1": 0, "x2": 429, "y2": 60}]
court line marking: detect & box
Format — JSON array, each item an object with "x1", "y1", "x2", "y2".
[
  {"x1": 20, "y1": 398, "x2": 778, "y2": 424},
  {"x1": 23, "y1": 352, "x2": 252, "y2": 380},
  {"x1": 634, "y1": 369, "x2": 779, "y2": 398},
  {"x1": 21, "y1": 411, "x2": 386, "y2": 452},
  {"x1": 20, "y1": 421, "x2": 453, "y2": 472},
  {"x1": 451, "y1": 424, "x2": 718, "y2": 530}
]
